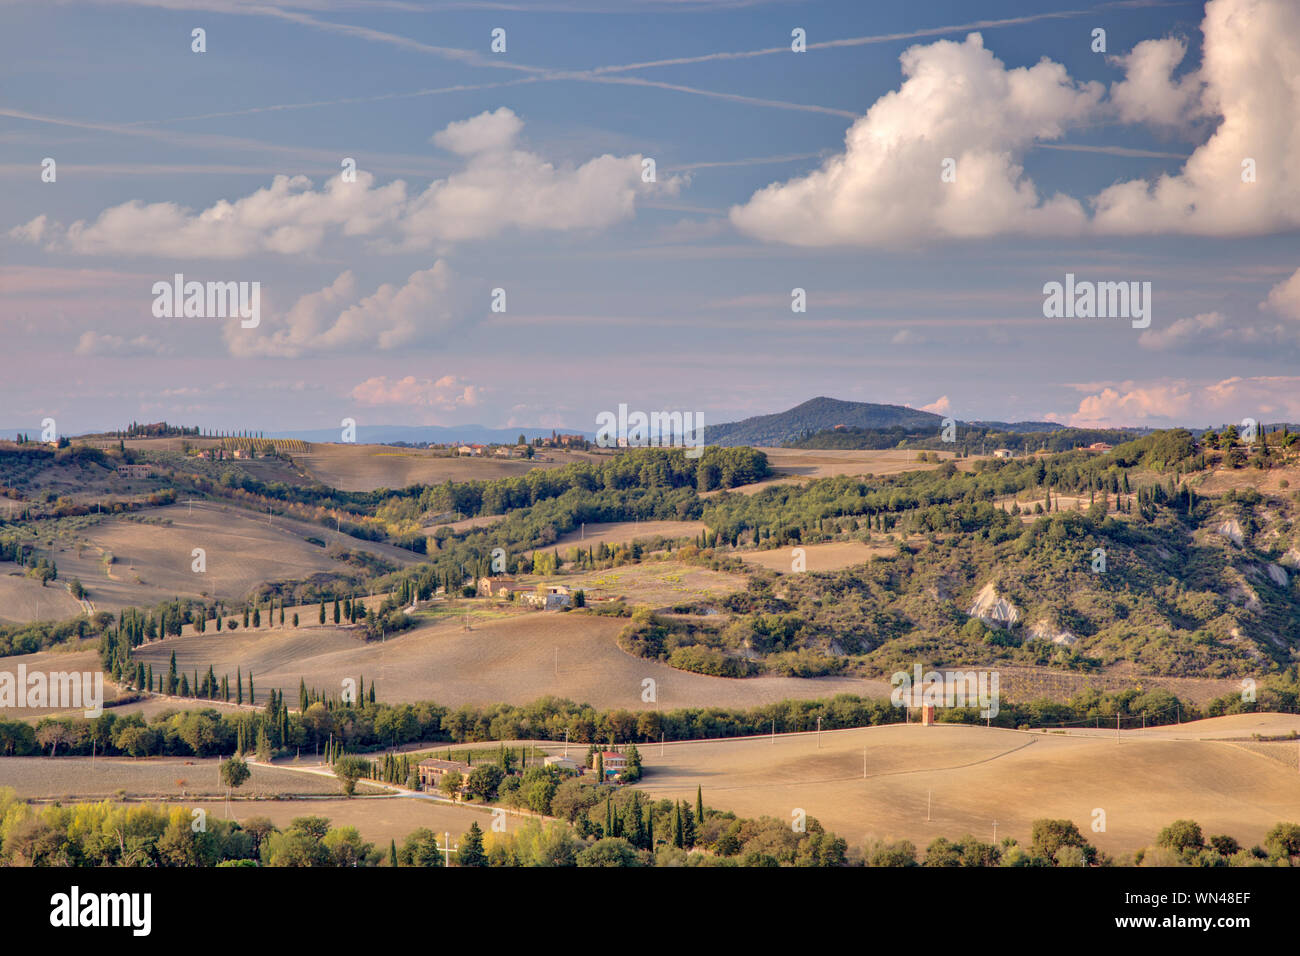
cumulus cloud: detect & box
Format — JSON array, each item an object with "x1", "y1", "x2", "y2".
[
  {"x1": 730, "y1": 32, "x2": 1101, "y2": 245},
  {"x1": 432, "y1": 107, "x2": 524, "y2": 155},
  {"x1": 1262, "y1": 267, "x2": 1300, "y2": 320},
  {"x1": 1137, "y1": 311, "x2": 1228, "y2": 350},
  {"x1": 1108, "y1": 37, "x2": 1206, "y2": 127},
  {"x1": 1091, "y1": 0, "x2": 1300, "y2": 236},
  {"x1": 1066, "y1": 376, "x2": 1300, "y2": 427},
  {"x1": 351, "y1": 374, "x2": 482, "y2": 409},
  {"x1": 10, "y1": 108, "x2": 676, "y2": 258},
  {"x1": 225, "y1": 261, "x2": 460, "y2": 357},
  {"x1": 732, "y1": 0, "x2": 1300, "y2": 245},
  {"x1": 920, "y1": 395, "x2": 950, "y2": 413}
]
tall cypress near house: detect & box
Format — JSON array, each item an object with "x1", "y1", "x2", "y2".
[{"x1": 696, "y1": 786, "x2": 704, "y2": 825}]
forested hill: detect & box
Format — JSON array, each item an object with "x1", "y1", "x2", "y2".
[{"x1": 708, "y1": 398, "x2": 943, "y2": 447}]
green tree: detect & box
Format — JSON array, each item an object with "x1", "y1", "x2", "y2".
[
  {"x1": 1030, "y1": 819, "x2": 1095, "y2": 865},
  {"x1": 457, "y1": 821, "x2": 488, "y2": 867},
  {"x1": 334, "y1": 755, "x2": 369, "y2": 797},
  {"x1": 1156, "y1": 819, "x2": 1204, "y2": 854}
]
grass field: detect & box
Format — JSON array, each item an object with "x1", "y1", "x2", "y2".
[
  {"x1": 539, "y1": 520, "x2": 707, "y2": 556},
  {"x1": 632, "y1": 714, "x2": 1300, "y2": 857},
  {"x1": 703, "y1": 448, "x2": 972, "y2": 498},
  {"x1": 738, "y1": 540, "x2": 893, "y2": 573},
  {"x1": 11, "y1": 714, "x2": 1293, "y2": 856},
  {"x1": 184, "y1": 795, "x2": 528, "y2": 846},
  {"x1": 0, "y1": 755, "x2": 386, "y2": 800},
  {"x1": 0, "y1": 567, "x2": 84, "y2": 624},
  {"x1": 128, "y1": 610, "x2": 889, "y2": 711},
  {"x1": 35, "y1": 501, "x2": 421, "y2": 612},
  {"x1": 292, "y1": 444, "x2": 604, "y2": 492},
  {"x1": 546, "y1": 559, "x2": 747, "y2": 608}
]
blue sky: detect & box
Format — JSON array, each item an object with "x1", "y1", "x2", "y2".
[{"x1": 3, "y1": 0, "x2": 1300, "y2": 436}]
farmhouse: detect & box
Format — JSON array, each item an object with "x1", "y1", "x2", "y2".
[
  {"x1": 992, "y1": 448, "x2": 1015, "y2": 459},
  {"x1": 522, "y1": 585, "x2": 572, "y2": 610},
  {"x1": 116, "y1": 464, "x2": 153, "y2": 479},
  {"x1": 544, "y1": 755, "x2": 579, "y2": 772},
  {"x1": 592, "y1": 751, "x2": 627, "y2": 780},
  {"x1": 478, "y1": 576, "x2": 522, "y2": 598},
  {"x1": 417, "y1": 758, "x2": 473, "y2": 792},
  {"x1": 1087, "y1": 442, "x2": 1114, "y2": 452}
]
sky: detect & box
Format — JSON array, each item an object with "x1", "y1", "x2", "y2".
[{"x1": 3, "y1": 0, "x2": 1300, "y2": 436}]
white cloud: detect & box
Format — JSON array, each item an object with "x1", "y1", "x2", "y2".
[
  {"x1": 1137, "y1": 311, "x2": 1228, "y2": 350},
  {"x1": 1262, "y1": 267, "x2": 1300, "y2": 320},
  {"x1": 920, "y1": 394, "x2": 950, "y2": 413},
  {"x1": 1091, "y1": 0, "x2": 1300, "y2": 236},
  {"x1": 225, "y1": 262, "x2": 460, "y2": 357},
  {"x1": 729, "y1": 32, "x2": 1100, "y2": 245},
  {"x1": 1066, "y1": 376, "x2": 1300, "y2": 427},
  {"x1": 1108, "y1": 37, "x2": 1206, "y2": 127},
  {"x1": 351, "y1": 374, "x2": 482, "y2": 409},
  {"x1": 10, "y1": 109, "x2": 676, "y2": 258},
  {"x1": 432, "y1": 107, "x2": 524, "y2": 155},
  {"x1": 74, "y1": 331, "x2": 174, "y2": 357},
  {"x1": 732, "y1": 0, "x2": 1300, "y2": 245}
]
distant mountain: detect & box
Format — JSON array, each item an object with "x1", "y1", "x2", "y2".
[
  {"x1": 265, "y1": 424, "x2": 594, "y2": 445},
  {"x1": 706, "y1": 397, "x2": 945, "y2": 447}
]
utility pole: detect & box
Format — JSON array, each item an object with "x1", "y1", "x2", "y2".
[{"x1": 817, "y1": 716, "x2": 821, "y2": 748}]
